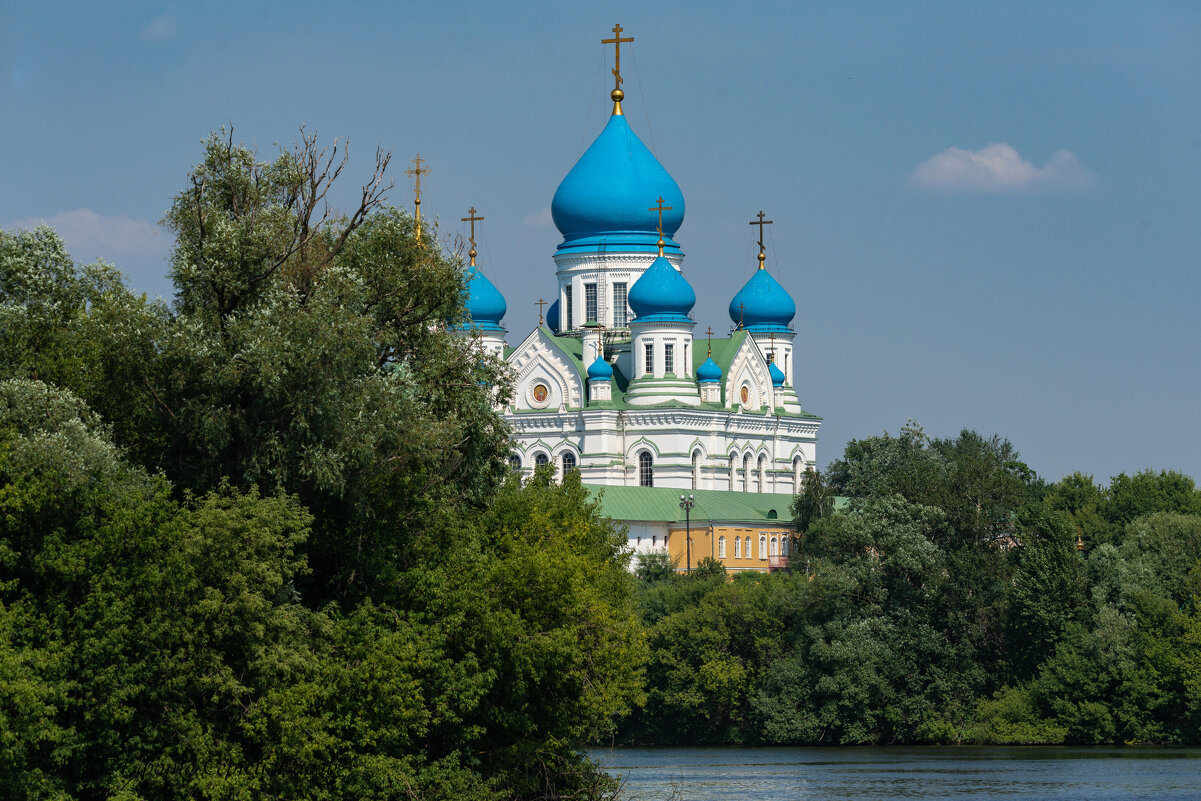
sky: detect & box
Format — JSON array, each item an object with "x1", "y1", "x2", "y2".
[{"x1": 3, "y1": 1, "x2": 1199, "y2": 483}]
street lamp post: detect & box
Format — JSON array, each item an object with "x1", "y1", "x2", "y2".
[{"x1": 679, "y1": 494, "x2": 695, "y2": 572}]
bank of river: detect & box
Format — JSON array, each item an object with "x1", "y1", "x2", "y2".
[{"x1": 585, "y1": 745, "x2": 1201, "y2": 800}]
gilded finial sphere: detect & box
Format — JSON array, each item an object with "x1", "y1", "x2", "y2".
[
  {"x1": 758, "y1": 251, "x2": 766, "y2": 263},
  {"x1": 469, "y1": 247, "x2": 477, "y2": 259},
  {"x1": 611, "y1": 88, "x2": 625, "y2": 102}
]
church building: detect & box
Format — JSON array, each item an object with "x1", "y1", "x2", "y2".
[{"x1": 453, "y1": 26, "x2": 821, "y2": 570}]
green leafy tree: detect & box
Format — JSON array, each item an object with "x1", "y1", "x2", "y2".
[
  {"x1": 1007, "y1": 506, "x2": 1088, "y2": 679},
  {"x1": 791, "y1": 466, "x2": 835, "y2": 535},
  {"x1": 1044, "y1": 471, "x2": 1113, "y2": 549},
  {"x1": 1107, "y1": 470, "x2": 1201, "y2": 529},
  {"x1": 0, "y1": 127, "x2": 646, "y2": 798}
]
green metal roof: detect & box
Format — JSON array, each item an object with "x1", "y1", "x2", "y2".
[{"x1": 587, "y1": 484, "x2": 796, "y2": 524}]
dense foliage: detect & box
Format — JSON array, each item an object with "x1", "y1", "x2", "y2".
[
  {"x1": 621, "y1": 422, "x2": 1201, "y2": 746},
  {"x1": 0, "y1": 132, "x2": 643, "y2": 799}
]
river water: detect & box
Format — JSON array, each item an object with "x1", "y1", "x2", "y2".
[{"x1": 585, "y1": 746, "x2": 1201, "y2": 800}]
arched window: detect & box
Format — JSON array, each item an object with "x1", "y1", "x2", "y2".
[
  {"x1": 770, "y1": 536, "x2": 779, "y2": 557},
  {"x1": 782, "y1": 536, "x2": 790, "y2": 556},
  {"x1": 561, "y1": 452, "x2": 577, "y2": 475},
  {"x1": 793, "y1": 457, "x2": 803, "y2": 494},
  {"x1": 638, "y1": 451, "x2": 654, "y2": 487},
  {"x1": 508, "y1": 455, "x2": 521, "y2": 471},
  {"x1": 718, "y1": 536, "x2": 726, "y2": 558},
  {"x1": 758, "y1": 454, "x2": 767, "y2": 494},
  {"x1": 759, "y1": 535, "x2": 767, "y2": 560},
  {"x1": 534, "y1": 452, "x2": 549, "y2": 469},
  {"x1": 734, "y1": 536, "x2": 741, "y2": 559},
  {"x1": 745, "y1": 536, "x2": 752, "y2": 559},
  {"x1": 742, "y1": 454, "x2": 751, "y2": 492},
  {"x1": 692, "y1": 450, "x2": 702, "y2": 490},
  {"x1": 728, "y1": 454, "x2": 737, "y2": 491}
]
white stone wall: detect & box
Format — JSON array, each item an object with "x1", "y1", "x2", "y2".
[{"x1": 504, "y1": 406, "x2": 818, "y2": 494}]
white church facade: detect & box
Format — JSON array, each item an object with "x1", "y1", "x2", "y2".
[{"x1": 454, "y1": 28, "x2": 821, "y2": 504}]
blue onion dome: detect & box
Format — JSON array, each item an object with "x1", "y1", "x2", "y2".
[
  {"x1": 628, "y1": 255, "x2": 696, "y2": 320},
  {"x1": 728, "y1": 267, "x2": 796, "y2": 331},
  {"x1": 696, "y1": 356, "x2": 722, "y2": 383},
  {"x1": 587, "y1": 355, "x2": 614, "y2": 381},
  {"x1": 544, "y1": 298, "x2": 560, "y2": 330},
  {"x1": 464, "y1": 267, "x2": 506, "y2": 331},
  {"x1": 551, "y1": 113, "x2": 685, "y2": 255},
  {"x1": 769, "y1": 360, "x2": 786, "y2": 387}
]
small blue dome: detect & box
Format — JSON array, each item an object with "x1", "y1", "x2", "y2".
[
  {"x1": 628, "y1": 256, "x2": 695, "y2": 320},
  {"x1": 697, "y1": 356, "x2": 722, "y2": 383},
  {"x1": 544, "y1": 298, "x2": 560, "y2": 330},
  {"x1": 551, "y1": 112, "x2": 685, "y2": 255},
  {"x1": 729, "y1": 268, "x2": 795, "y2": 331},
  {"x1": 464, "y1": 267, "x2": 506, "y2": 331},
  {"x1": 769, "y1": 360, "x2": 786, "y2": 387},
  {"x1": 587, "y1": 355, "x2": 614, "y2": 380}
]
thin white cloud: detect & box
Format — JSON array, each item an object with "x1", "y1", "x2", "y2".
[
  {"x1": 909, "y1": 143, "x2": 1097, "y2": 194},
  {"x1": 4, "y1": 209, "x2": 168, "y2": 261},
  {"x1": 141, "y1": 13, "x2": 177, "y2": 42},
  {"x1": 522, "y1": 207, "x2": 553, "y2": 227}
]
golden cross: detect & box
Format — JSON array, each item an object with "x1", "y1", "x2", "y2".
[
  {"x1": 535, "y1": 297, "x2": 547, "y2": 325},
  {"x1": 649, "y1": 196, "x2": 672, "y2": 256},
  {"x1": 649, "y1": 196, "x2": 673, "y2": 234},
  {"x1": 601, "y1": 23, "x2": 634, "y2": 91},
  {"x1": 461, "y1": 206, "x2": 484, "y2": 266},
  {"x1": 406, "y1": 154, "x2": 430, "y2": 195},
  {"x1": 406, "y1": 154, "x2": 431, "y2": 239},
  {"x1": 460, "y1": 207, "x2": 484, "y2": 247},
  {"x1": 738, "y1": 302, "x2": 745, "y2": 330},
  {"x1": 768, "y1": 332, "x2": 776, "y2": 363},
  {"x1": 705, "y1": 325, "x2": 714, "y2": 358},
  {"x1": 749, "y1": 210, "x2": 773, "y2": 253}
]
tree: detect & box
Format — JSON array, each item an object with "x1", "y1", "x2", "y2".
[
  {"x1": 1045, "y1": 472, "x2": 1113, "y2": 549},
  {"x1": 1107, "y1": 470, "x2": 1201, "y2": 529},
  {"x1": 1007, "y1": 507, "x2": 1087, "y2": 679},
  {"x1": 0, "y1": 128, "x2": 646, "y2": 798},
  {"x1": 791, "y1": 466, "x2": 834, "y2": 535}
]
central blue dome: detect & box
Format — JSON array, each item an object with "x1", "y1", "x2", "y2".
[
  {"x1": 463, "y1": 267, "x2": 506, "y2": 331},
  {"x1": 729, "y1": 268, "x2": 795, "y2": 332},
  {"x1": 551, "y1": 112, "x2": 685, "y2": 255},
  {"x1": 629, "y1": 255, "x2": 695, "y2": 320}
]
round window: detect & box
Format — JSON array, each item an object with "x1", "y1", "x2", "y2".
[{"x1": 740, "y1": 385, "x2": 750, "y2": 405}]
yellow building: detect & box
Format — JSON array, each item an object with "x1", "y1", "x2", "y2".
[{"x1": 588, "y1": 485, "x2": 795, "y2": 573}]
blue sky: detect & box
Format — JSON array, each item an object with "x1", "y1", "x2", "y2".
[{"x1": 3, "y1": 1, "x2": 1199, "y2": 483}]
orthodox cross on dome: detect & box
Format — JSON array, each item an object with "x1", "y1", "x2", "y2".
[
  {"x1": 601, "y1": 23, "x2": 634, "y2": 113},
  {"x1": 768, "y1": 331, "x2": 776, "y2": 363},
  {"x1": 649, "y1": 196, "x2": 672, "y2": 257},
  {"x1": 705, "y1": 326, "x2": 714, "y2": 358},
  {"x1": 461, "y1": 206, "x2": 484, "y2": 267},
  {"x1": 535, "y1": 297, "x2": 547, "y2": 326},
  {"x1": 406, "y1": 154, "x2": 430, "y2": 241},
  {"x1": 749, "y1": 210, "x2": 773, "y2": 269},
  {"x1": 737, "y1": 302, "x2": 745, "y2": 330}
]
